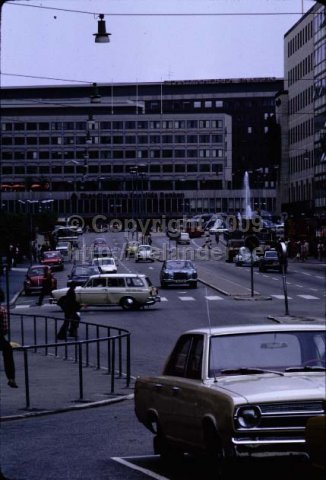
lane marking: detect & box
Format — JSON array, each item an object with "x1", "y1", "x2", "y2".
[
  {"x1": 112, "y1": 456, "x2": 169, "y2": 480},
  {"x1": 205, "y1": 295, "x2": 224, "y2": 301},
  {"x1": 271, "y1": 295, "x2": 293, "y2": 300},
  {"x1": 297, "y1": 294, "x2": 320, "y2": 300},
  {"x1": 179, "y1": 296, "x2": 195, "y2": 301}
]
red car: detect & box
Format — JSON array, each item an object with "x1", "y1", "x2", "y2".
[
  {"x1": 24, "y1": 265, "x2": 57, "y2": 295},
  {"x1": 40, "y1": 250, "x2": 64, "y2": 271}
]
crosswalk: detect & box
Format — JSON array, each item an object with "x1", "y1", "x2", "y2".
[{"x1": 12, "y1": 292, "x2": 323, "y2": 310}]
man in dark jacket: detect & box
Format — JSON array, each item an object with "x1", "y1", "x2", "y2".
[{"x1": 57, "y1": 285, "x2": 81, "y2": 340}]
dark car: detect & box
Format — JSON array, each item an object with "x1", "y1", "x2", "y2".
[
  {"x1": 259, "y1": 249, "x2": 287, "y2": 273},
  {"x1": 67, "y1": 264, "x2": 100, "y2": 287},
  {"x1": 40, "y1": 250, "x2": 64, "y2": 271},
  {"x1": 24, "y1": 265, "x2": 57, "y2": 295},
  {"x1": 160, "y1": 259, "x2": 197, "y2": 288}
]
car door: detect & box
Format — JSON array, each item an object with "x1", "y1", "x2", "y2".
[
  {"x1": 106, "y1": 277, "x2": 127, "y2": 304},
  {"x1": 154, "y1": 334, "x2": 204, "y2": 445},
  {"x1": 77, "y1": 278, "x2": 108, "y2": 304}
]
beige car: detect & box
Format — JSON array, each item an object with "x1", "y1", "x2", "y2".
[
  {"x1": 52, "y1": 273, "x2": 160, "y2": 310},
  {"x1": 135, "y1": 322, "x2": 326, "y2": 462}
]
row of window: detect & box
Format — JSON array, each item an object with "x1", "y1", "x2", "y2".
[
  {"x1": 1, "y1": 162, "x2": 224, "y2": 175},
  {"x1": 287, "y1": 20, "x2": 313, "y2": 58},
  {"x1": 289, "y1": 118, "x2": 314, "y2": 145},
  {"x1": 1, "y1": 119, "x2": 224, "y2": 132},
  {"x1": 288, "y1": 86, "x2": 314, "y2": 115},
  {"x1": 289, "y1": 152, "x2": 314, "y2": 174},
  {"x1": 287, "y1": 53, "x2": 313, "y2": 87},
  {"x1": 1, "y1": 149, "x2": 225, "y2": 161},
  {"x1": 1, "y1": 134, "x2": 224, "y2": 146}
]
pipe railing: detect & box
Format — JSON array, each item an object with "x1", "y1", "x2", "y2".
[{"x1": 9, "y1": 313, "x2": 131, "y2": 410}]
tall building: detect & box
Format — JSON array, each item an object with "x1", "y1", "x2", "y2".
[
  {"x1": 283, "y1": 2, "x2": 326, "y2": 218},
  {"x1": 1, "y1": 78, "x2": 282, "y2": 220}
]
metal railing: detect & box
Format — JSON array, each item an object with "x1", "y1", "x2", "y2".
[{"x1": 10, "y1": 313, "x2": 131, "y2": 410}]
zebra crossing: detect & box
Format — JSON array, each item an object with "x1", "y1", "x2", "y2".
[{"x1": 12, "y1": 292, "x2": 322, "y2": 310}]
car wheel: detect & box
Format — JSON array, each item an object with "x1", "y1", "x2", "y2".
[
  {"x1": 190, "y1": 282, "x2": 197, "y2": 288},
  {"x1": 154, "y1": 429, "x2": 184, "y2": 462},
  {"x1": 24, "y1": 289, "x2": 30, "y2": 296},
  {"x1": 120, "y1": 296, "x2": 139, "y2": 310}
]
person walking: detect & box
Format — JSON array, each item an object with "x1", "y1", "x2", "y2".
[
  {"x1": 202, "y1": 232, "x2": 212, "y2": 249},
  {"x1": 57, "y1": 285, "x2": 81, "y2": 340},
  {"x1": 0, "y1": 289, "x2": 18, "y2": 389},
  {"x1": 37, "y1": 268, "x2": 53, "y2": 306}
]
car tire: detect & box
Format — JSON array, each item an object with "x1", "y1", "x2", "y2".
[
  {"x1": 190, "y1": 282, "x2": 197, "y2": 289},
  {"x1": 154, "y1": 430, "x2": 184, "y2": 462},
  {"x1": 24, "y1": 289, "x2": 30, "y2": 296},
  {"x1": 160, "y1": 282, "x2": 167, "y2": 288},
  {"x1": 120, "y1": 296, "x2": 139, "y2": 310}
]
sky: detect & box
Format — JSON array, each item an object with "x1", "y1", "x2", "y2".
[{"x1": 0, "y1": 0, "x2": 316, "y2": 87}]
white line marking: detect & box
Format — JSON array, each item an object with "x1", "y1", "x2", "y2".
[
  {"x1": 160, "y1": 297, "x2": 168, "y2": 302},
  {"x1": 205, "y1": 295, "x2": 224, "y2": 301},
  {"x1": 271, "y1": 277, "x2": 279, "y2": 281},
  {"x1": 112, "y1": 456, "x2": 169, "y2": 480},
  {"x1": 316, "y1": 276, "x2": 324, "y2": 279},
  {"x1": 13, "y1": 304, "x2": 30, "y2": 309},
  {"x1": 302, "y1": 272, "x2": 312, "y2": 276},
  {"x1": 297, "y1": 295, "x2": 320, "y2": 300},
  {"x1": 295, "y1": 284, "x2": 303, "y2": 288},
  {"x1": 271, "y1": 295, "x2": 293, "y2": 300},
  {"x1": 179, "y1": 296, "x2": 195, "y2": 301}
]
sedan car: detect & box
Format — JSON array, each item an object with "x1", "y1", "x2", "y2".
[
  {"x1": 135, "y1": 245, "x2": 155, "y2": 262},
  {"x1": 24, "y1": 265, "x2": 57, "y2": 295},
  {"x1": 259, "y1": 249, "x2": 287, "y2": 273},
  {"x1": 55, "y1": 241, "x2": 72, "y2": 260},
  {"x1": 66, "y1": 264, "x2": 100, "y2": 287},
  {"x1": 92, "y1": 256, "x2": 118, "y2": 273},
  {"x1": 160, "y1": 259, "x2": 197, "y2": 288},
  {"x1": 40, "y1": 250, "x2": 64, "y2": 271},
  {"x1": 135, "y1": 322, "x2": 326, "y2": 462}
]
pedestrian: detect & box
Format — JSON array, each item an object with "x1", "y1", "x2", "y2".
[
  {"x1": 202, "y1": 232, "x2": 212, "y2": 249},
  {"x1": 57, "y1": 285, "x2": 81, "y2": 340},
  {"x1": 0, "y1": 288, "x2": 18, "y2": 389},
  {"x1": 317, "y1": 241, "x2": 323, "y2": 261},
  {"x1": 215, "y1": 232, "x2": 220, "y2": 245},
  {"x1": 37, "y1": 268, "x2": 53, "y2": 306}
]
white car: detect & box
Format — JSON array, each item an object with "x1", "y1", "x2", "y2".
[
  {"x1": 234, "y1": 246, "x2": 260, "y2": 266},
  {"x1": 52, "y1": 273, "x2": 161, "y2": 310},
  {"x1": 92, "y1": 256, "x2": 118, "y2": 273},
  {"x1": 55, "y1": 241, "x2": 72, "y2": 260},
  {"x1": 176, "y1": 232, "x2": 190, "y2": 245},
  {"x1": 135, "y1": 322, "x2": 326, "y2": 462},
  {"x1": 135, "y1": 245, "x2": 155, "y2": 262}
]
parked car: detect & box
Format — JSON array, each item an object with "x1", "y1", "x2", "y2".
[
  {"x1": 92, "y1": 256, "x2": 118, "y2": 273},
  {"x1": 234, "y1": 246, "x2": 260, "y2": 267},
  {"x1": 66, "y1": 264, "x2": 100, "y2": 287},
  {"x1": 259, "y1": 249, "x2": 287, "y2": 273},
  {"x1": 136, "y1": 245, "x2": 155, "y2": 262},
  {"x1": 135, "y1": 322, "x2": 326, "y2": 462},
  {"x1": 52, "y1": 273, "x2": 161, "y2": 310},
  {"x1": 160, "y1": 259, "x2": 197, "y2": 288},
  {"x1": 24, "y1": 265, "x2": 57, "y2": 295},
  {"x1": 176, "y1": 232, "x2": 190, "y2": 245},
  {"x1": 40, "y1": 250, "x2": 64, "y2": 271}
]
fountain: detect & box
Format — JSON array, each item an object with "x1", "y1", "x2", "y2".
[{"x1": 243, "y1": 171, "x2": 253, "y2": 219}]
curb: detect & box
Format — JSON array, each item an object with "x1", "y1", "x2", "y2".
[
  {"x1": 0, "y1": 393, "x2": 134, "y2": 422},
  {"x1": 198, "y1": 277, "x2": 230, "y2": 296}
]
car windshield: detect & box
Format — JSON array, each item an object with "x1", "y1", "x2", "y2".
[
  {"x1": 209, "y1": 331, "x2": 325, "y2": 376},
  {"x1": 43, "y1": 252, "x2": 59, "y2": 258},
  {"x1": 265, "y1": 251, "x2": 278, "y2": 258},
  {"x1": 29, "y1": 267, "x2": 46, "y2": 276},
  {"x1": 73, "y1": 267, "x2": 96, "y2": 276},
  {"x1": 166, "y1": 261, "x2": 193, "y2": 269}
]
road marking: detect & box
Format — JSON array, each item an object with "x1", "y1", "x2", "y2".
[
  {"x1": 297, "y1": 294, "x2": 319, "y2": 300},
  {"x1": 271, "y1": 295, "x2": 293, "y2": 300},
  {"x1": 316, "y1": 276, "x2": 324, "y2": 279},
  {"x1": 112, "y1": 456, "x2": 168, "y2": 480},
  {"x1": 295, "y1": 284, "x2": 303, "y2": 288},
  {"x1": 205, "y1": 295, "x2": 224, "y2": 301},
  {"x1": 302, "y1": 272, "x2": 312, "y2": 276},
  {"x1": 160, "y1": 297, "x2": 168, "y2": 302},
  {"x1": 179, "y1": 296, "x2": 195, "y2": 301},
  {"x1": 271, "y1": 277, "x2": 279, "y2": 281}
]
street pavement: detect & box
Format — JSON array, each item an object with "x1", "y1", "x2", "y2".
[{"x1": 1, "y1": 243, "x2": 324, "y2": 421}]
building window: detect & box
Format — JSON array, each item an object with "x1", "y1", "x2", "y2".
[
  {"x1": 205, "y1": 101, "x2": 212, "y2": 108},
  {"x1": 194, "y1": 101, "x2": 201, "y2": 108},
  {"x1": 215, "y1": 100, "x2": 223, "y2": 108}
]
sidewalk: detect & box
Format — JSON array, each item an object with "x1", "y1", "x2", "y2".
[{"x1": 0, "y1": 346, "x2": 134, "y2": 421}]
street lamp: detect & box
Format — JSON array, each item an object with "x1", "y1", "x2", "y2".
[{"x1": 93, "y1": 14, "x2": 111, "y2": 43}]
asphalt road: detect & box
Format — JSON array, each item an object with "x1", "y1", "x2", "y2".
[{"x1": 1, "y1": 231, "x2": 325, "y2": 480}]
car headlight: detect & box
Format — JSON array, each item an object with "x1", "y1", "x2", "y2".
[{"x1": 236, "y1": 406, "x2": 261, "y2": 428}]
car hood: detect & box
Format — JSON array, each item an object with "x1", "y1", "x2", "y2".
[{"x1": 214, "y1": 373, "x2": 326, "y2": 403}]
